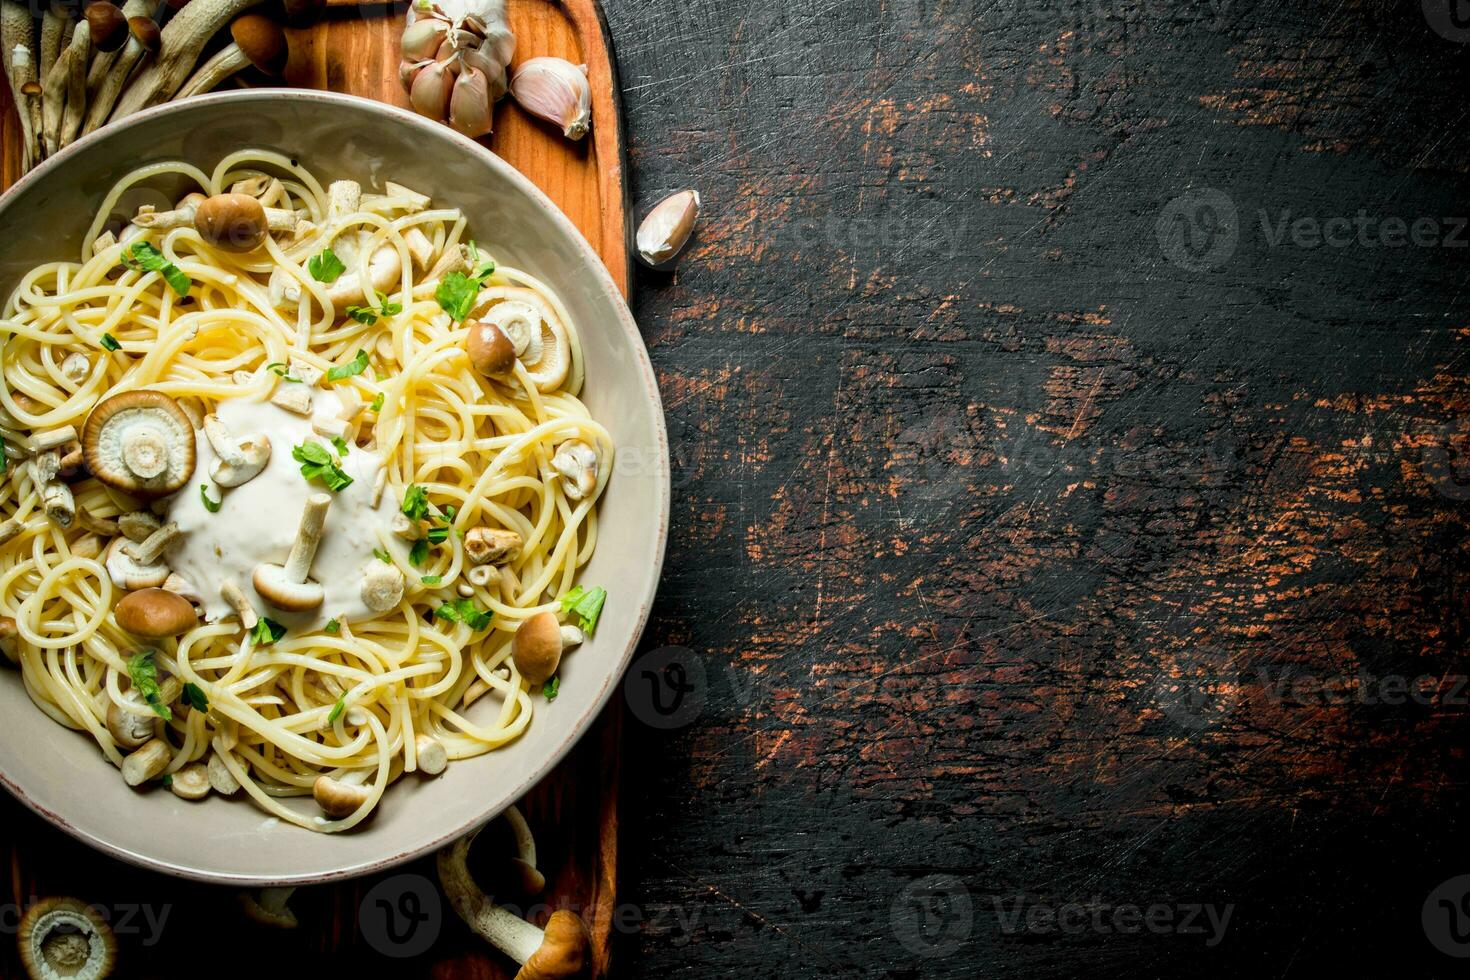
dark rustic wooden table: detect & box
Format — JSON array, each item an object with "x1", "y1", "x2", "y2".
[{"x1": 601, "y1": 0, "x2": 1470, "y2": 976}]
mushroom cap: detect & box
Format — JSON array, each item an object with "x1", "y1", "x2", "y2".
[
  {"x1": 18, "y1": 897, "x2": 117, "y2": 980},
  {"x1": 0, "y1": 615, "x2": 18, "y2": 663},
  {"x1": 114, "y1": 588, "x2": 198, "y2": 637},
  {"x1": 466, "y1": 318, "x2": 517, "y2": 376},
  {"x1": 230, "y1": 12, "x2": 287, "y2": 74},
  {"x1": 82, "y1": 391, "x2": 196, "y2": 498},
  {"x1": 194, "y1": 193, "x2": 269, "y2": 251},
  {"x1": 105, "y1": 697, "x2": 155, "y2": 749},
  {"x1": 517, "y1": 910, "x2": 590, "y2": 980},
  {"x1": 104, "y1": 537, "x2": 170, "y2": 591},
  {"x1": 128, "y1": 15, "x2": 161, "y2": 53},
  {"x1": 85, "y1": 2, "x2": 129, "y2": 52},
  {"x1": 313, "y1": 774, "x2": 370, "y2": 818},
  {"x1": 512, "y1": 611, "x2": 564, "y2": 685},
  {"x1": 252, "y1": 563, "x2": 325, "y2": 612}
]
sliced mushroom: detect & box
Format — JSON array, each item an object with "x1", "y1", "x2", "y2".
[
  {"x1": 59, "y1": 351, "x2": 90, "y2": 384},
  {"x1": 105, "y1": 536, "x2": 169, "y2": 590},
  {"x1": 38, "y1": 471, "x2": 75, "y2": 528},
  {"x1": 313, "y1": 773, "x2": 370, "y2": 818},
  {"x1": 105, "y1": 693, "x2": 155, "y2": 749},
  {"x1": 114, "y1": 587, "x2": 197, "y2": 637},
  {"x1": 550, "y1": 440, "x2": 598, "y2": 500},
  {"x1": 415, "y1": 733, "x2": 447, "y2": 775},
  {"x1": 511, "y1": 611, "x2": 572, "y2": 686},
  {"x1": 361, "y1": 560, "x2": 404, "y2": 613},
  {"x1": 207, "y1": 750, "x2": 241, "y2": 794},
  {"x1": 18, "y1": 897, "x2": 117, "y2": 980},
  {"x1": 203, "y1": 413, "x2": 270, "y2": 487},
  {"x1": 390, "y1": 513, "x2": 419, "y2": 540},
  {"x1": 123, "y1": 519, "x2": 180, "y2": 564},
  {"x1": 252, "y1": 493, "x2": 330, "y2": 611},
  {"x1": 121, "y1": 737, "x2": 170, "y2": 785},
  {"x1": 466, "y1": 564, "x2": 499, "y2": 589},
  {"x1": 0, "y1": 615, "x2": 19, "y2": 664},
  {"x1": 269, "y1": 386, "x2": 312, "y2": 416},
  {"x1": 438, "y1": 824, "x2": 590, "y2": 979},
  {"x1": 118, "y1": 509, "x2": 161, "y2": 543},
  {"x1": 82, "y1": 390, "x2": 196, "y2": 497},
  {"x1": 170, "y1": 761, "x2": 210, "y2": 799},
  {"x1": 464, "y1": 526, "x2": 521, "y2": 565}
]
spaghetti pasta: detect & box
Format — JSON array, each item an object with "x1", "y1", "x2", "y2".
[{"x1": 0, "y1": 151, "x2": 612, "y2": 831}]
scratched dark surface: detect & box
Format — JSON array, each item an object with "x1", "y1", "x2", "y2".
[
  {"x1": 603, "y1": 0, "x2": 1470, "y2": 976},
  {"x1": 3, "y1": 0, "x2": 1470, "y2": 977}
]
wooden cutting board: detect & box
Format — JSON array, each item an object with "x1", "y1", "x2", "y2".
[{"x1": 0, "y1": 2, "x2": 629, "y2": 976}]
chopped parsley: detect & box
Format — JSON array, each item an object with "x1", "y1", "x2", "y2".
[
  {"x1": 440, "y1": 504, "x2": 457, "y2": 523},
  {"x1": 122, "y1": 242, "x2": 190, "y2": 296},
  {"x1": 426, "y1": 525, "x2": 450, "y2": 544},
  {"x1": 434, "y1": 248, "x2": 497, "y2": 323},
  {"x1": 560, "y1": 585, "x2": 607, "y2": 636},
  {"x1": 308, "y1": 248, "x2": 346, "y2": 284},
  {"x1": 402, "y1": 484, "x2": 429, "y2": 522},
  {"x1": 126, "y1": 650, "x2": 172, "y2": 720},
  {"x1": 100, "y1": 333, "x2": 121, "y2": 352},
  {"x1": 325, "y1": 618, "x2": 340, "y2": 635},
  {"x1": 433, "y1": 598, "x2": 491, "y2": 631},
  {"x1": 327, "y1": 696, "x2": 346, "y2": 724},
  {"x1": 544, "y1": 676, "x2": 560, "y2": 701},
  {"x1": 408, "y1": 537, "x2": 429, "y2": 566},
  {"x1": 200, "y1": 484, "x2": 221, "y2": 513},
  {"x1": 421, "y1": 575, "x2": 442, "y2": 585},
  {"x1": 370, "y1": 392, "x2": 385, "y2": 412},
  {"x1": 344, "y1": 292, "x2": 404, "y2": 325},
  {"x1": 265, "y1": 361, "x2": 302, "y2": 382},
  {"x1": 250, "y1": 617, "x2": 287, "y2": 645},
  {"x1": 160, "y1": 774, "x2": 173, "y2": 788},
  {"x1": 292, "y1": 441, "x2": 353, "y2": 493},
  {"x1": 326, "y1": 349, "x2": 370, "y2": 382},
  {"x1": 331, "y1": 435, "x2": 351, "y2": 457},
  {"x1": 467, "y1": 240, "x2": 495, "y2": 280},
  {"x1": 372, "y1": 547, "x2": 392, "y2": 564},
  {"x1": 182, "y1": 682, "x2": 209, "y2": 713},
  {"x1": 0, "y1": 444, "x2": 6, "y2": 474}
]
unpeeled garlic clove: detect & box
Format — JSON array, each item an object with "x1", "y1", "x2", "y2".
[
  {"x1": 636, "y1": 190, "x2": 701, "y2": 269},
  {"x1": 510, "y1": 57, "x2": 591, "y2": 140},
  {"x1": 401, "y1": 17, "x2": 448, "y2": 61},
  {"x1": 410, "y1": 59, "x2": 456, "y2": 121},
  {"x1": 449, "y1": 66, "x2": 494, "y2": 139}
]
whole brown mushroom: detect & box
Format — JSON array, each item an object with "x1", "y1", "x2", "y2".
[
  {"x1": 114, "y1": 588, "x2": 198, "y2": 637},
  {"x1": 82, "y1": 390, "x2": 196, "y2": 498},
  {"x1": 466, "y1": 318, "x2": 516, "y2": 376},
  {"x1": 194, "y1": 193, "x2": 268, "y2": 251}
]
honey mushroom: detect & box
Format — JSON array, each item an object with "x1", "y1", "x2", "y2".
[
  {"x1": 82, "y1": 390, "x2": 196, "y2": 498},
  {"x1": 253, "y1": 493, "x2": 332, "y2": 611}
]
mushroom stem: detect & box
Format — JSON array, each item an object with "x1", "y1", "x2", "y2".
[
  {"x1": 174, "y1": 39, "x2": 245, "y2": 98},
  {"x1": 57, "y1": 19, "x2": 90, "y2": 148},
  {"x1": 220, "y1": 578, "x2": 258, "y2": 628},
  {"x1": 135, "y1": 199, "x2": 299, "y2": 232},
  {"x1": 123, "y1": 519, "x2": 180, "y2": 564},
  {"x1": 109, "y1": 0, "x2": 265, "y2": 119},
  {"x1": 438, "y1": 833, "x2": 546, "y2": 963},
  {"x1": 41, "y1": 19, "x2": 88, "y2": 157},
  {"x1": 38, "y1": 4, "x2": 65, "y2": 84},
  {"x1": 284, "y1": 493, "x2": 329, "y2": 582},
  {"x1": 83, "y1": 7, "x2": 158, "y2": 134},
  {"x1": 0, "y1": 2, "x2": 39, "y2": 170}
]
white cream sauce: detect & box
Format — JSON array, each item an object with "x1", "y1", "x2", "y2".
[{"x1": 164, "y1": 385, "x2": 399, "y2": 630}]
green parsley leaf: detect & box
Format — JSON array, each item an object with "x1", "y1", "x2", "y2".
[
  {"x1": 331, "y1": 436, "x2": 350, "y2": 457},
  {"x1": 308, "y1": 248, "x2": 346, "y2": 284},
  {"x1": 327, "y1": 696, "x2": 346, "y2": 724},
  {"x1": 265, "y1": 362, "x2": 302, "y2": 382},
  {"x1": 250, "y1": 617, "x2": 286, "y2": 645},
  {"x1": 560, "y1": 585, "x2": 607, "y2": 636},
  {"x1": 434, "y1": 598, "x2": 491, "y2": 631},
  {"x1": 182, "y1": 682, "x2": 209, "y2": 713},
  {"x1": 373, "y1": 547, "x2": 392, "y2": 564},
  {"x1": 544, "y1": 675, "x2": 559, "y2": 701},
  {"x1": 466, "y1": 241, "x2": 495, "y2": 281},
  {"x1": 441, "y1": 504, "x2": 457, "y2": 523},
  {"x1": 122, "y1": 242, "x2": 191, "y2": 296},
  {"x1": 325, "y1": 618, "x2": 340, "y2": 634},
  {"x1": 344, "y1": 292, "x2": 402, "y2": 325},
  {"x1": 370, "y1": 392, "x2": 385, "y2": 412},
  {"x1": 200, "y1": 484, "x2": 221, "y2": 513},
  {"x1": 126, "y1": 650, "x2": 172, "y2": 720},
  {"x1": 161, "y1": 774, "x2": 173, "y2": 788},
  {"x1": 326, "y1": 349, "x2": 370, "y2": 382},
  {"x1": 421, "y1": 575, "x2": 442, "y2": 585},
  {"x1": 100, "y1": 332, "x2": 121, "y2": 351},
  {"x1": 291, "y1": 441, "x2": 353, "y2": 493},
  {"x1": 0, "y1": 445, "x2": 7, "y2": 474},
  {"x1": 435, "y1": 272, "x2": 479, "y2": 322},
  {"x1": 409, "y1": 537, "x2": 429, "y2": 566},
  {"x1": 426, "y1": 526, "x2": 450, "y2": 544},
  {"x1": 401, "y1": 484, "x2": 429, "y2": 522}
]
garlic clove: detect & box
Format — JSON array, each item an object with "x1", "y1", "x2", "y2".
[
  {"x1": 410, "y1": 59, "x2": 455, "y2": 121},
  {"x1": 636, "y1": 190, "x2": 701, "y2": 269},
  {"x1": 400, "y1": 59, "x2": 430, "y2": 90},
  {"x1": 460, "y1": 45, "x2": 508, "y2": 101},
  {"x1": 401, "y1": 17, "x2": 448, "y2": 62},
  {"x1": 449, "y1": 66, "x2": 494, "y2": 139},
  {"x1": 510, "y1": 57, "x2": 591, "y2": 141}
]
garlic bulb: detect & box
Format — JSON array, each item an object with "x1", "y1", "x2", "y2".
[
  {"x1": 636, "y1": 190, "x2": 701, "y2": 269},
  {"x1": 399, "y1": 0, "x2": 515, "y2": 139},
  {"x1": 510, "y1": 57, "x2": 591, "y2": 140}
]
